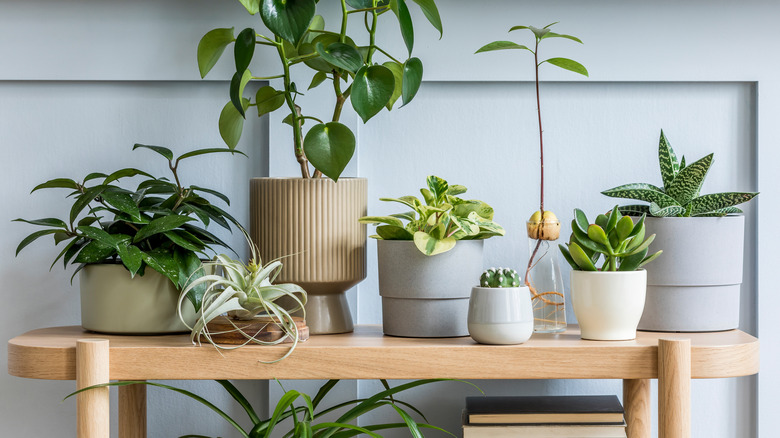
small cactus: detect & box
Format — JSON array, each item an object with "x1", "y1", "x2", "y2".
[{"x1": 480, "y1": 267, "x2": 521, "y2": 288}]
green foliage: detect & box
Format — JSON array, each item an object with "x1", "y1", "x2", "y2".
[
  {"x1": 198, "y1": 0, "x2": 442, "y2": 181},
  {"x1": 480, "y1": 267, "x2": 521, "y2": 288},
  {"x1": 14, "y1": 145, "x2": 244, "y2": 311},
  {"x1": 359, "y1": 176, "x2": 505, "y2": 256},
  {"x1": 66, "y1": 379, "x2": 466, "y2": 438},
  {"x1": 559, "y1": 207, "x2": 662, "y2": 272},
  {"x1": 602, "y1": 130, "x2": 758, "y2": 217}
]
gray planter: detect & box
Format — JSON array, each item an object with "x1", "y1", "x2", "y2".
[
  {"x1": 638, "y1": 216, "x2": 744, "y2": 332},
  {"x1": 377, "y1": 239, "x2": 484, "y2": 337}
]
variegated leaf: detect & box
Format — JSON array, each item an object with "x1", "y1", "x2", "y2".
[
  {"x1": 602, "y1": 183, "x2": 677, "y2": 207},
  {"x1": 617, "y1": 205, "x2": 650, "y2": 216},
  {"x1": 692, "y1": 206, "x2": 744, "y2": 217},
  {"x1": 649, "y1": 202, "x2": 686, "y2": 217},
  {"x1": 357, "y1": 216, "x2": 404, "y2": 227},
  {"x1": 689, "y1": 192, "x2": 758, "y2": 216},
  {"x1": 390, "y1": 211, "x2": 417, "y2": 222},
  {"x1": 666, "y1": 153, "x2": 712, "y2": 206},
  {"x1": 658, "y1": 130, "x2": 679, "y2": 189}
]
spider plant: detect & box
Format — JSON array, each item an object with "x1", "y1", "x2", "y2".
[{"x1": 178, "y1": 231, "x2": 307, "y2": 363}]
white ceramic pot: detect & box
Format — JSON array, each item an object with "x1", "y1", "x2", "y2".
[
  {"x1": 80, "y1": 264, "x2": 196, "y2": 334},
  {"x1": 467, "y1": 286, "x2": 534, "y2": 345},
  {"x1": 571, "y1": 270, "x2": 647, "y2": 341}
]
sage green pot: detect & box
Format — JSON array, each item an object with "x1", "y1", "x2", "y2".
[{"x1": 79, "y1": 264, "x2": 197, "y2": 334}]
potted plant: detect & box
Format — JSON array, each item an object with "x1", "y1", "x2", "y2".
[
  {"x1": 559, "y1": 207, "x2": 662, "y2": 341},
  {"x1": 360, "y1": 175, "x2": 504, "y2": 337},
  {"x1": 15, "y1": 144, "x2": 242, "y2": 334},
  {"x1": 177, "y1": 232, "x2": 308, "y2": 363},
  {"x1": 602, "y1": 130, "x2": 758, "y2": 331},
  {"x1": 476, "y1": 23, "x2": 588, "y2": 333},
  {"x1": 467, "y1": 268, "x2": 534, "y2": 345},
  {"x1": 67, "y1": 378, "x2": 465, "y2": 437},
  {"x1": 198, "y1": 0, "x2": 443, "y2": 334}
]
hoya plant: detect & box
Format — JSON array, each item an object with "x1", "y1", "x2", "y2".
[
  {"x1": 359, "y1": 175, "x2": 505, "y2": 256},
  {"x1": 602, "y1": 130, "x2": 758, "y2": 217},
  {"x1": 559, "y1": 207, "x2": 662, "y2": 272},
  {"x1": 199, "y1": 0, "x2": 442, "y2": 181},
  {"x1": 14, "y1": 144, "x2": 243, "y2": 312}
]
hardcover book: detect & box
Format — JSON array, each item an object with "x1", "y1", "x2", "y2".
[{"x1": 465, "y1": 395, "x2": 624, "y2": 425}]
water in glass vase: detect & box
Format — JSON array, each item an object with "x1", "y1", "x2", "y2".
[{"x1": 525, "y1": 237, "x2": 567, "y2": 333}]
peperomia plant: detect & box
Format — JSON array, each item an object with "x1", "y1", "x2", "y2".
[
  {"x1": 559, "y1": 207, "x2": 662, "y2": 272},
  {"x1": 198, "y1": 0, "x2": 442, "y2": 181},
  {"x1": 602, "y1": 130, "x2": 758, "y2": 217},
  {"x1": 14, "y1": 144, "x2": 243, "y2": 312},
  {"x1": 359, "y1": 175, "x2": 505, "y2": 256}
]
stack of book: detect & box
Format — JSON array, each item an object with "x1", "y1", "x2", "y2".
[{"x1": 462, "y1": 395, "x2": 627, "y2": 437}]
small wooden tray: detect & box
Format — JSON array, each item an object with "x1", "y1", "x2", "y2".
[{"x1": 204, "y1": 316, "x2": 309, "y2": 344}]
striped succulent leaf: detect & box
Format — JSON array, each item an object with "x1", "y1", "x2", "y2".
[
  {"x1": 649, "y1": 202, "x2": 686, "y2": 217},
  {"x1": 617, "y1": 204, "x2": 651, "y2": 216},
  {"x1": 679, "y1": 155, "x2": 686, "y2": 170},
  {"x1": 601, "y1": 183, "x2": 678, "y2": 207},
  {"x1": 666, "y1": 153, "x2": 713, "y2": 205},
  {"x1": 689, "y1": 192, "x2": 758, "y2": 216},
  {"x1": 658, "y1": 130, "x2": 680, "y2": 189},
  {"x1": 693, "y1": 206, "x2": 743, "y2": 217}
]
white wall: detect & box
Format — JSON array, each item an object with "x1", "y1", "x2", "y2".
[{"x1": 2, "y1": 0, "x2": 777, "y2": 437}]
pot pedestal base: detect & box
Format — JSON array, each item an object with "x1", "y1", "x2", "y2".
[{"x1": 301, "y1": 293, "x2": 354, "y2": 335}]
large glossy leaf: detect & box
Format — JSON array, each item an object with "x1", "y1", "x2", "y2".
[
  {"x1": 219, "y1": 98, "x2": 250, "y2": 149},
  {"x1": 116, "y1": 244, "x2": 143, "y2": 277},
  {"x1": 401, "y1": 57, "x2": 422, "y2": 106},
  {"x1": 234, "y1": 28, "x2": 256, "y2": 74},
  {"x1": 303, "y1": 122, "x2": 356, "y2": 181},
  {"x1": 475, "y1": 41, "x2": 531, "y2": 54},
  {"x1": 255, "y1": 86, "x2": 286, "y2": 117},
  {"x1": 197, "y1": 28, "x2": 235, "y2": 78},
  {"x1": 260, "y1": 0, "x2": 316, "y2": 45},
  {"x1": 376, "y1": 225, "x2": 414, "y2": 240},
  {"x1": 666, "y1": 153, "x2": 712, "y2": 205},
  {"x1": 413, "y1": 231, "x2": 455, "y2": 256},
  {"x1": 315, "y1": 42, "x2": 363, "y2": 74},
  {"x1": 390, "y1": 0, "x2": 414, "y2": 55},
  {"x1": 658, "y1": 130, "x2": 679, "y2": 189},
  {"x1": 544, "y1": 57, "x2": 588, "y2": 76},
  {"x1": 409, "y1": 0, "x2": 442, "y2": 37},
  {"x1": 69, "y1": 186, "x2": 107, "y2": 223},
  {"x1": 140, "y1": 249, "x2": 180, "y2": 286},
  {"x1": 382, "y1": 61, "x2": 404, "y2": 110},
  {"x1": 15, "y1": 229, "x2": 59, "y2": 256},
  {"x1": 351, "y1": 65, "x2": 395, "y2": 123},
  {"x1": 689, "y1": 192, "x2": 758, "y2": 216},
  {"x1": 101, "y1": 190, "x2": 141, "y2": 220},
  {"x1": 74, "y1": 240, "x2": 115, "y2": 264},
  {"x1": 133, "y1": 215, "x2": 195, "y2": 243},
  {"x1": 230, "y1": 69, "x2": 253, "y2": 117}
]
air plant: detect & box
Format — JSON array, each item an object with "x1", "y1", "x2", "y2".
[{"x1": 178, "y1": 231, "x2": 307, "y2": 363}]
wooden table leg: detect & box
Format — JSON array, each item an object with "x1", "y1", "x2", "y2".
[
  {"x1": 624, "y1": 378, "x2": 651, "y2": 438},
  {"x1": 119, "y1": 383, "x2": 147, "y2": 438},
  {"x1": 658, "y1": 338, "x2": 691, "y2": 438},
  {"x1": 76, "y1": 339, "x2": 110, "y2": 438}
]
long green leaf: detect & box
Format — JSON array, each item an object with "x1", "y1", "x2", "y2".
[
  {"x1": 390, "y1": 0, "x2": 414, "y2": 55},
  {"x1": 230, "y1": 69, "x2": 253, "y2": 117},
  {"x1": 69, "y1": 186, "x2": 107, "y2": 223},
  {"x1": 234, "y1": 27, "x2": 256, "y2": 74},
  {"x1": 544, "y1": 57, "x2": 588, "y2": 76},
  {"x1": 133, "y1": 144, "x2": 174, "y2": 161},
  {"x1": 475, "y1": 41, "x2": 531, "y2": 53},
  {"x1": 657, "y1": 129, "x2": 679, "y2": 189},
  {"x1": 31, "y1": 178, "x2": 79, "y2": 193},
  {"x1": 15, "y1": 229, "x2": 59, "y2": 256},
  {"x1": 666, "y1": 153, "x2": 712, "y2": 205},
  {"x1": 198, "y1": 27, "x2": 235, "y2": 78},
  {"x1": 689, "y1": 192, "x2": 758, "y2": 216},
  {"x1": 601, "y1": 183, "x2": 678, "y2": 207},
  {"x1": 134, "y1": 215, "x2": 194, "y2": 243},
  {"x1": 219, "y1": 98, "x2": 251, "y2": 149},
  {"x1": 401, "y1": 57, "x2": 423, "y2": 106},
  {"x1": 649, "y1": 202, "x2": 685, "y2": 217},
  {"x1": 541, "y1": 32, "x2": 583, "y2": 43},
  {"x1": 216, "y1": 380, "x2": 260, "y2": 425},
  {"x1": 74, "y1": 240, "x2": 115, "y2": 263},
  {"x1": 101, "y1": 190, "x2": 141, "y2": 220},
  {"x1": 409, "y1": 0, "x2": 442, "y2": 36},
  {"x1": 13, "y1": 217, "x2": 68, "y2": 229},
  {"x1": 178, "y1": 148, "x2": 246, "y2": 162}
]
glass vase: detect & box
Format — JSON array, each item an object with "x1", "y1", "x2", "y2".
[{"x1": 525, "y1": 230, "x2": 567, "y2": 333}]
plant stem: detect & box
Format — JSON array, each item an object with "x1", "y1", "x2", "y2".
[
  {"x1": 372, "y1": 45, "x2": 403, "y2": 64},
  {"x1": 340, "y1": 0, "x2": 349, "y2": 43},
  {"x1": 277, "y1": 37, "x2": 310, "y2": 178},
  {"x1": 534, "y1": 39, "x2": 544, "y2": 214},
  {"x1": 332, "y1": 71, "x2": 346, "y2": 122},
  {"x1": 367, "y1": 1, "x2": 379, "y2": 64}
]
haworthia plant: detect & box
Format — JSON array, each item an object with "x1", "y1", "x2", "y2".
[
  {"x1": 602, "y1": 130, "x2": 758, "y2": 217},
  {"x1": 559, "y1": 207, "x2": 662, "y2": 272},
  {"x1": 359, "y1": 176, "x2": 505, "y2": 256}
]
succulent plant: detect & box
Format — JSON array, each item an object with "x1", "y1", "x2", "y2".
[
  {"x1": 602, "y1": 130, "x2": 758, "y2": 217},
  {"x1": 480, "y1": 267, "x2": 521, "y2": 288},
  {"x1": 559, "y1": 207, "x2": 663, "y2": 272},
  {"x1": 359, "y1": 175, "x2": 505, "y2": 256}
]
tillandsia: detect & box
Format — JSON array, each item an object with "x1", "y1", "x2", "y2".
[
  {"x1": 66, "y1": 379, "x2": 474, "y2": 438},
  {"x1": 177, "y1": 230, "x2": 307, "y2": 363},
  {"x1": 359, "y1": 175, "x2": 505, "y2": 256},
  {"x1": 199, "y1": 0, "x2": 442, "y2": 181},
  {"x1": 480, "y1": 267, "x2": 521, "y2": 288},
  {"x1": 559, "y1": 207, "x2": 662, "y2": 272},
  {"x1": 602, "y1": 130, "x2": 758, "y2": 217},
  {"x1": 14, "y1": 144, "x2": 243, "y2": 311}
]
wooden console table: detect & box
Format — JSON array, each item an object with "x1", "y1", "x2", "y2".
[{"x1": 8, "y1": 325, "x2": 758, "y2": 438}]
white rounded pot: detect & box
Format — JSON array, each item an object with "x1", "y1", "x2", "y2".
[
  {"x1": 571, "y1": 270, "x2": 647, "y2": 341},
  {"x1": 378, "y1": 239, "x2": 483, "y2": 337},
  {"x1": 468, "y1": 286, "x2": 534, "y2": 345},
  {"x1": 639, "y1": 216, "x2": 744, "y2": 332},
  {"x1": 80, "y1": 264, "x2": 196, "y2": 334}
]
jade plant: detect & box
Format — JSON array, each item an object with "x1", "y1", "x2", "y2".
[
  {"x1": 67, "y1": 379, "x2": 466, "y2": 438},
  {"x1": 199, "y1": 0, "x2": 442, "y2": 180},
  {"x1": 602, "y1": 130, "x2": 758, "y2": 217},
  {"x1": 480, "y1": 267, "x2": 521, "y2": 288},
  {"x1": 359, "y1": 175, "x2": 505, "y2": 256},
  {"x1": 559, "y1": 207, "x2": 662, "y2": 272},
  {"x1": 14, "y1": 144, "x2": 243, "y2": 312},
  {"x1": 178, "y1": 231, "x2": 307, "y2": 362}
]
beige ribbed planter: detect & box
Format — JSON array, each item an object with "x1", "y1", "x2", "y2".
[{"x1": 250, "y1": 177, "x2": 367, "y2": 334}]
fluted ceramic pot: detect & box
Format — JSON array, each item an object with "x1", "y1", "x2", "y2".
[
  {"x1": 80, "y1": 264, "x2": 196, "y2": 334},
  {"x1": 250, "y1": 177, "x2": 367, "y2": 334}
]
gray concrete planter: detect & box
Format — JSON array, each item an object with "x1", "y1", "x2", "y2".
[
  {"x1": 80, "y1": 264, "x2": 196, "y2": 334},
  {"x1": 377, "y1": 239, "x2": 483, "y2": 337},
  {"x1": 638, "y1": 216, "x2": 744, "y2": 332}
]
